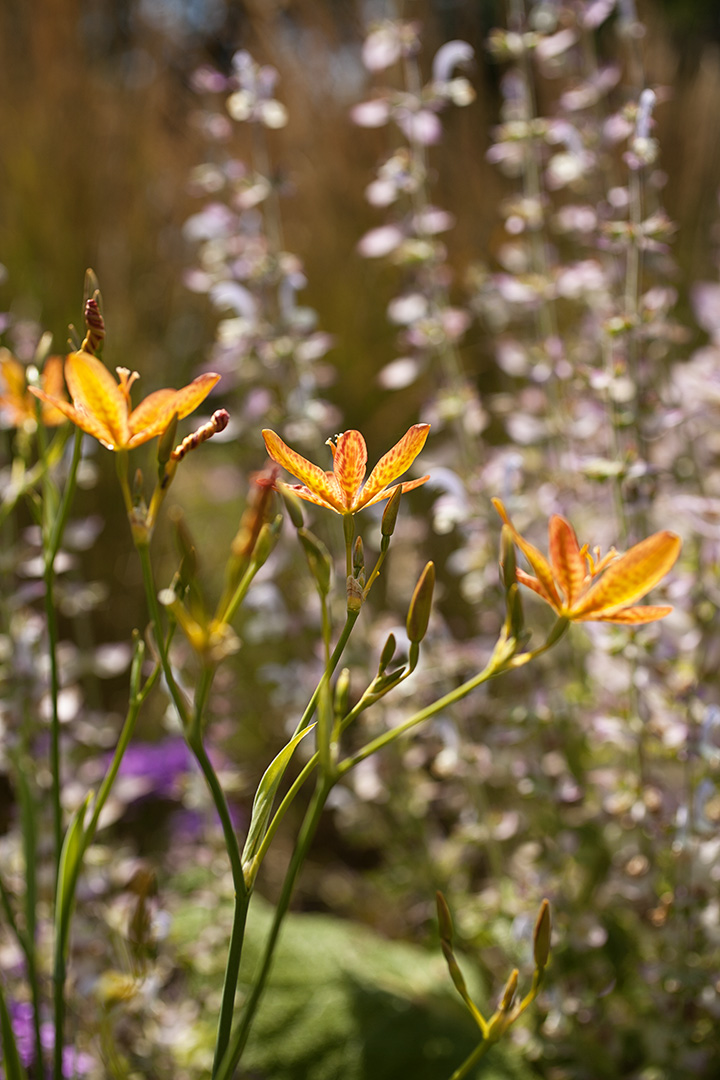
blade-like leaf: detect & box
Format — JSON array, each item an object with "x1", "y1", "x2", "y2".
[
  {"x1": 55, "y1": 795, "x2": 91, "y2": 963},
  {"x1": 0, "y1": 978, "x2": 29, "y2": 1080},
  {"x1": 242, "y1": 726, "x2": 316, "y2": 877}
]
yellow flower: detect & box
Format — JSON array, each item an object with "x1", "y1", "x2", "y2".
[
  {"x1": 493, "y1": 498, "x2": 681, "y2": 624},
  {"x1": 28, "y1": 350, "x2": 220, "y2": 451},
  {"x1": 0, "y1": 351, "x2": 67, "y2": 429},
  {"x1": 262, "y1": 425, "x2": 430, "y2": 514}
]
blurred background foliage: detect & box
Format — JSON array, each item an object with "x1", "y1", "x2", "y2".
[{"x1": 3, "y1": 1, "x2": 720, "y2": 1077}]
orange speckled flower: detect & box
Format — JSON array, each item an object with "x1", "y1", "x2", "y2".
[
  {"x1": 0, "y1": 352, "x2": 67, "y2": 428},
  {"x1": 29, "y1": 350, "x2": 220, "y2": 451},
  {"x1": 493, "y1": 498, "x2": 681, "y2": 624},
  {"x1": 262, "y1": 425, "x2": 430, "y2": 514}
]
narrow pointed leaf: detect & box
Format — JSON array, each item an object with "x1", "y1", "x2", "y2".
[
  {"x1": 0, "y1": 979, "x2": 28, "y2": 1080},
  {"x1": 241, "y1": 725, "x2": 316, "y2": 875},
  {"x1": 55, "y1": 794, "x2": 91, "y2": 963}
]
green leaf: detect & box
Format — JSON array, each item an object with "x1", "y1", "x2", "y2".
[
  {"x1": 242, "y1": 727, "x2": 315, "y2": 880},
  {"x1": 0, "y1": 979, "x2": 29, "y2": 1080},
  {"x1": 55, "y1": 794, "x2": 91, "y2": 963},
  {"x1": 16, "y1": 768, "x2": 37, "y2": 942}
]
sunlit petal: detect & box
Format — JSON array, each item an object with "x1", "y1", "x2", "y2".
[
  {"x1": 333, "y1": 430, "x2": 368, "y2": 510},
  {"x1": 516, "y1": 567, "x2": 558, "y2": 606},
  {"x1": 361, "y1": 474, "x2": 430, "y2": 509},
  {"x1": 570, "y1": 531, "x2": 681, "y2": 618},
  {"x1": 492, "y1": 499, "x2": 563, "y2": 612},
  {"x1": 263, "y1": 429, "x2": 344, "y2": 511},
  {"x1": 65, "y1": 351, "x2": 130, "y2": 449},
  {"x1": 584, "y1": 605, "x2": 674, "y2": 624},
  {"x1": 39, "y1": 357, "x2": 69, "y2": 426},
  {"x1": 549, "y1": 515, "x2": 586, "y2": 608},
  {"x1": 362, "y1": 423, "x2": 430, "y2": 502},
  {"x1": 127, "y1": 373, "x2": 220, "y2": 447},
  {"x1": 278, "y1": 481, "x2": 336, "y2": 511}
]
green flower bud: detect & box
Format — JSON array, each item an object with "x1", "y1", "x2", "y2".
[
  {"x1": 299, "y1": 528, "x2": 332, "y2": 596},
  {"x1": 353, "y1": 536, "x2": 365, "y2": 580},
  {"x1": 499, "y1": 968, "x2": 518, "y2": 1012},
  {"x1": 499, "y1": 524, "x2": 518, "y2": 592},
  {"x1": 436, "y1": 891, "x2": 454, "y2": 945},
  {"x1": 281, "y1": 489, "x2": 304, "y2": 529},
  {"x1": 334, "y1": 668, "x2": 351, "y2": 719},
  {"x1": 533, "y1": 899, "x2": 551, "y2": 971},
  {"x1": 381, "y1": 486, "x2": 402, "y2": 537},
  {"x1": 378, "y1": 633, "x2": 397, "y2": 675},
  {"x1": 406, "y1": 561, "x2": 435, "y2": 643}
]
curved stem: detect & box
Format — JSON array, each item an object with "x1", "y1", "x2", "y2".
[{"x1": 448, "y1": 1037, "x2": 491, "y2": 1080}]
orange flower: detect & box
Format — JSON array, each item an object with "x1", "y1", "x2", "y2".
[
  {"x1": 493, "y1": 498, "x2": 681, "y2": 624},
  {"x1": 28, "y1": 350, "x2": 220, "y2": 451},
  {"x1": 262, "y1": 425, "x2": 430, "y2": 514},
  {"x1": 0, "y1": 352, "x2": 67, "y2": 428}
]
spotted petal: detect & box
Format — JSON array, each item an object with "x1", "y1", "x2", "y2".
[
  {"x1": 492, "y1": 499, "x2": 563, "y2": 611},
  {"x1": 584, "y1": 605, "x2": 673, "y2": 624},
  {"x1": 360, "y1": 423, "x2": 430, "y2": 507},
  {"x1": 362, "y1": 474, "x2": 430, "y2": 509},
  {"x1": 263, "y1": 429, "x2": 343, "y2": 512},
  {"x1": 549, "y1": 515, "x2": 586, "y2": 609},
  {"x1": 569, "y1": 531, "x2": 681, "y2": 619},
  {"x1": 64, "y1": 351, "x2": 130, "y2": 449},
  {"x1": 127, "y1": 373, "x2": 220, "y2": 447},
  {"x1": 333, "y1": 430, "x2": 367, "y2": 510}
]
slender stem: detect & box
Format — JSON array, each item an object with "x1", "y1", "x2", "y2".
[
  {"x1": 291, "y1": 610, "x2": 359, "y2": 738},
  {"x1": 136, "y1": 541, "x2": 191, "y2": 729},
  {"x1": 215, "y1": 777, "x2": 333, "y2": 1080},
  {"x1": 44, "y1": 570, "x2": 63, "y2": 868},
  {"x1": 187, "y1": 727, "x2": 249, "y2": 1077},
  {"x1": 448, "y1": 1037, "x2": 491, "y2": 1080}
]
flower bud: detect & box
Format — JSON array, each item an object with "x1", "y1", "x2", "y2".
[
  {"x1": 299, "y1": 528, "x2": 332, "y2": 596},
  {"x1": 406, "y1": 561, "x2": 435, "y2": 643},
  {"x1": 157, "y1": 412, "x2": 179, "y2": 470},
  {"x1": 82, "y1": 295, "x2": 105, "y2": 356},
  {"x1": 381, "y1": 486, "x2": 402, "y2": 538},
  {"x1": 499, "y1": 524, "x2": 518, "y2": 592},
  {"x1": 436, "y1": 891, "x2": 453, "y2": 945},
  {"x1": 281, "y1": 488, "x2": 304, "y2": 529},
  {"x1": 378, "y1": 633, "x2": 396, "y2": 675},
  {"x1": 334, "y1": 668, "x2": 351, "y2": 719},
  {"x1": 353, "y1": 536, "x2": 365, "y2": 586},
  {"x1": 499, "y1": 968, "x2": 518, "y2": 1013},
  {"x1": 533, "y1": 899, "x2": 551, "y2": 971}
]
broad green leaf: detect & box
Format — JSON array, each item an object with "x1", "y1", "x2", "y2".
[{"x1": 242, "y1": 726, "x2": 316, "y2": 876}]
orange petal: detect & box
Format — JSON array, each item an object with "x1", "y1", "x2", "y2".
[
  {"x1": 40, "y1": 356, "x2": 70, "y2": 426},
  {"x1": 549, "y1": 515, "x2": 586, "y2": 609},
  {"x1": 492, "y1": 498, "x2": 563, "y2": 612},
  {"x1": 263, "y1": 429, "x2": 344, "y2": 512},
  {"x1": 583, "y1": 605, "x2": 673, "y2": 624},
  {"x1": 333, "y1": 430, "x2": 367, "y2": 510},
  {"x1": 278, "y1": 481, "x2": 337, "y2": 512},
  {"x1": 516, "y1": 567, "x2": 559, "y2": 606},
  {"x1": 64, "y1": 351, "x2": 129, "y2": 449},
  {"x1": 570, "y1": 531, "x2": 681, "y2": 619},
  {"x1": 361, "y1": 423, "x2": 430, "y2": 504},
  {"x1": 29, "y1": 388, "x2": 116, "y2": 446},
  {"x1": 128, "y1": 373, "x2": 220, "y2": 447},
  {"x1": 361, "y1": 474, "x2": 430, "y2": 509}
]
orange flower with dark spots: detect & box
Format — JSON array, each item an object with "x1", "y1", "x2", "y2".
[
  {"x1": 29, "y1": 350, "x2": 220, "y2": 451},
  {"x1": 0, "y1": 352, "x2": 67, "y2": 429},
  {"x1": 493, "y1": 498, "x2": 681, "y2": 624},
  {"x1": 262, "y1": 425, "x2": 430, "y2": 514}
]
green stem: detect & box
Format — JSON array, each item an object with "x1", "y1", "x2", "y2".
[
  {"x1": 136, "y1": 541, "x2": 191, "y2": 728},
  {"x1": 215, "y1": 777, "x2": 333, "y2": 1080},
  {"x1": 187, "y1": 725, "x2": 249, "y2": 1078},
  {"x1": 448, "y1": 1037, "x2": 491, "y2": 1080},
  {"x1": 291, "y1": 610, "x2": 359, "y2": 738}
]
